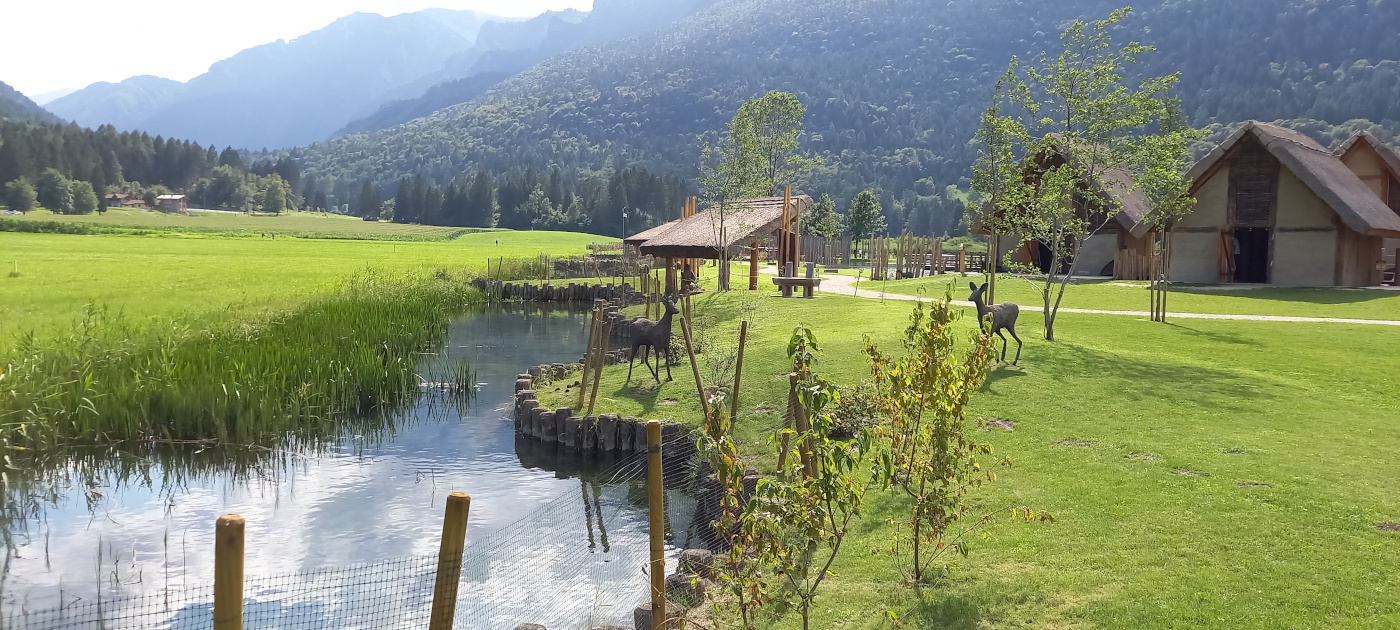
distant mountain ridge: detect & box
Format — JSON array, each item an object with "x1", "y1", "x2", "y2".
[
  {"x1": 47, "y1": 9, "x2": 500, "y2": 149},
  {"x1": 0, "y1": 80, "x2": 63, "y2": 124}
]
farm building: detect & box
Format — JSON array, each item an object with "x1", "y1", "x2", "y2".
[
  {"x1": 1334, "y1": 130, "x2": 1400, "y2": 277},
  {"x1": 628, "y1": 194, "x2": 812, "y2": 291},
  {"x1": 1168, "y1": 122, "x2": 1400, "y2": 286},
  {"x1": 979, "y1": 138, "x2": 1156, "y2": 279},
  {"x1": 156, "y1": 194, "x2": 189, "y2": 215}
]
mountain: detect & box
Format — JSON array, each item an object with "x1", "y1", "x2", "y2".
[
  {"x1": 44, "y1": 75, "x2": 184, "y2": 132},
  {"x1": 47, "y1": 10, "x2": 496, "y2": 149},
  {"x1": 339, "y1": 0, "x2": 716, "y2": 135},
  {"x1": 0, "y1": 80, "x2": 63, "y2": 124},
  {"x1": 293, "y1": 0, "x2": 1400, "y2": 237}
]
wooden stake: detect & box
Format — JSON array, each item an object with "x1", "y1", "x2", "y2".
[
  {"x1": 680, "y1": 312, "x2": 710, "y2": 429},
  {"x1": 646, "y1": 420, "x2": 666, "y2": 630},
  {"x1": 749, "y1": 241, "x2": 759, "y2": 290},
  {"x1": 578, "y1": 304, "x2": 602, "y2": 409},
  {"x1": 586, "y1": 306, "x2": 611, "y2": 417},
  {"x1": 789, "y1": 186, "x2": 801, "y2": 266},
  {"x1": 214, "y1": 515, "x2": 244, "y2": 630},
  {"x1": 730, "y1": 320, "x2": 748, "y2": 428},
  {"x1": 429, "y1": 493, "x2": 471, "y2": 630}
]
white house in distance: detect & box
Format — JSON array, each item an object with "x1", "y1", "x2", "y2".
[
  {"x1": 1168, "y1": 122, "x2": 1400, "y2": 286},
  {"x1": 156, "y1": 194, "x2": 189, "y2": 215}
]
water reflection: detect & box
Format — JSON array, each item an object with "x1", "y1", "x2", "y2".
[{"x1": 0, "y1": 305, "x2": 698, "y2": 623}]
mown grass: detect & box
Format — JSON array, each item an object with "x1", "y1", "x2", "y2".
[
  {"x1": 0, "y1": 229, "x2": 601, "y2": 346},
  {"x1": 3, "y1": 207, "x2": 480, "y2": 240},
  {"x1": 538, "y1": 288, "x2": 1400, "y2": 629},
  {"x1": 876, "y1": 273, "x2": 1400, "y2": 320}
]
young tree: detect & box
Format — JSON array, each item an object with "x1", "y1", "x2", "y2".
[
  {"x1": 730, "y1": 91, "x2": 823, "y2": 195},
  {"x1": 801, "y1": 193, "x2": 843, "y2": 238},
  {"x1": 88, "y1": 164, "x2": 108, "y2": 214},
  {"x1": 69, "y1": 180, "x2": 99, "y2": 215},
  {"x1": 142, "y1": 190, "x2": 159, "y2": 208},
  {"x1": 975, "y1": 7, "x2": 1194, "y2": 340},
  {"x1": 357, "y1": 180, "x2": 381, "y2": 219},
  {"x1": 846, "y1": 189, "x2": 886, "y2": 241},
  {"x1": 4, "y1": 178, "x2": 37, "y2": 213},
  {"x1": 865, "y1": 296, "x2": 1049, "y2": 583}
]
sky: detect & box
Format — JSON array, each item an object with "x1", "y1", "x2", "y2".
[{"x1": 0, "y1": 0, "x2": 594, "y2": 102}]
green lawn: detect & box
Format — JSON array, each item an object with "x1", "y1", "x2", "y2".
[
  {"x1": 4, "y1": 207, "x2": 487, "y2": 240},
  {"x1": 0, "y1": 229, "x2": 601, "y2": 345},
  {"x1": 538, "y1": 289, "x2": 1400, "y2": 629},
  {"x1": 875, "y1": 273, "x2": 1400, "y2": 320}
]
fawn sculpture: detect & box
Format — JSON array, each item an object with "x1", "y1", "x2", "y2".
[
  {"x1": 626, "y1": 298, "x2": 679, "y2": 384},
  {"x1": 969, "y1": 282, "x2": 1022, "y2": 365}
]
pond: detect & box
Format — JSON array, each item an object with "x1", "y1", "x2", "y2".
[{"x1": 1, "y1": 305, "x2": 701, "y2": 628}]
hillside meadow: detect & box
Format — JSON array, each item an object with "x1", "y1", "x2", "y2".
[{"x1": 535, "y1": 284, "x2": 1400, "y2": 629}]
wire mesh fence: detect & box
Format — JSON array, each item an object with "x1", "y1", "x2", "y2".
[{"x1": 4, "y1": 432, "x2": 706, "y2": 630}]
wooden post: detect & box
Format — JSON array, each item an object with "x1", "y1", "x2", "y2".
[
  {"x1": 789, "y1": 186, "x2": 800, "y2": 266},
  {"x1": 646, "y1": 420, "x2": 666, "y2": 630},
  {"x1": 665, "y1": 258, "x2": 677, "y2": 296},
  {"x1": 749, "y1": 241, "x2": 759, "y2": 290},
  {"x1": 680, "y1": 312, "x2": 710, "y2": 428},
  {"x1": 213, "y1": 514, "x2": 245, "y2": 630},
  {"x1": 957, "y1": 244, "x2": 967, "y2": 274},
  {"x1": 578, "y1": 304, "x2": 602, "y2": 409},
  {"x1": 429, "y1": 492, "x2": 472, "y2": 630},
  {"x1": 586, "y1": 306, "x2": 611, "y2": 417},
  {"x1": 988, "y1": 233, "x2": 998, "y2": 303},
  {"x1": 730, "y1": 320, "x2": 748, "y2": 426}
]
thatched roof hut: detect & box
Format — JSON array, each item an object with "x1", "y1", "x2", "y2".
[
  {"x1": 623, "y1": 219, "x2": 682, "y2": 249},
  {"x1": 637, "y1": 195, "x2": 812, "y2": 259}
]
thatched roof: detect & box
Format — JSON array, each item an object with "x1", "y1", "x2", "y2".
[
  {"x1": 971, "y1": 136, "x2": 1153, "y2": 237},
  {"x1": 1335, "y1": 130, "x2": 1400, "y2": 181},
  {"x1": 638, "y1": 195, "x2": 813, "y2": 259},
  {"x1": 623, "y1": 219, "x2": 682, "y2": 247},
  {"x1": 1188, "y1": 121, "x2": 1400, "y2": 237}
]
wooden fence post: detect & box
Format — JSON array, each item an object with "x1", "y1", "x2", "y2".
[
  {"x1": 213, "y1": 514, "x2": 245, "y2": 630},
  {"x1": 730, "y1": 320, "x2": 748, "y2": 426},
  {"x1": 429, "y1": 492, "x2": 472, "y2": 630},
  {"x1": 646, "y1": 420, "x2": 666, "y2": 630},
  {"x1": 749, "y1": 241, "x2": 759, "y2": 290}
]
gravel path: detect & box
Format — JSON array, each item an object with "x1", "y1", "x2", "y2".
[{"x1": 765, "y1": 269, "x2": 1400, "y2": 326}]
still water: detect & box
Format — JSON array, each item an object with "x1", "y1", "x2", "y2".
[{"x1": 1, "y1": 306, "x2": 696, "y2": 626}]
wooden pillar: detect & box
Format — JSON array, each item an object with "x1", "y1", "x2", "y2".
[
  {"x1": 429, "y1": 492, "x2": 472, "y2": 630},
  {"x1": 664, "y1": 258, "x2": 677, "y2": 295},
  {"x1": 646, "y1": 420, "x2": 666, "y2": 630},
  {"x1": 749, "y1": 241, "x2": 759, "y2": 290},
  {"x1": 957, "y1": 244, "x2": 966, "y2": 274},
  {"x1": 789, "y1": 186, "x2": 800, "y2": 266},
  {"x1": 214, "y1": 514, "x2": 245, "y2": 630},
  {"x1": 988, "y1": 232, "x2": 998, "y2": 303}
]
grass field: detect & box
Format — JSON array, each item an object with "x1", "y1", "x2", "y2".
[
  {"x1": 0, "y1": 228, "x2": 601, "y2": 346},
  {"x1": 861, "y1": 272, "x2": 1400, "y2": 320},
  {"x1": 538, "y1": 287, "x2": 1400, "y2": 629},
  {"x1": 3, "y1": 207, "x2": 484, "y2": 240}
]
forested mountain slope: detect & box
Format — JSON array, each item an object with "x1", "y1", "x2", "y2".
[
  {"x1": 294, "y1": 0, "x2": 1400, "y2": 237},
  {"x1": 0, "y1": 81, "x2": 62, "y2": 125},
  {"x1": 340, "y1": 0, "x2": 715, "y2": 135}
]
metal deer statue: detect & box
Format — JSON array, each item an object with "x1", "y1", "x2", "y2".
[
  {"x1": 626, "y1": 298, "x2": 679, "y2": 383},
  {"x1": 969, "y1": 282, "x2": 1022, "y2": 365}
]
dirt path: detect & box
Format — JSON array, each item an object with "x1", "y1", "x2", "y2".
[{"x1": 767, "y1": 269, "x2": 1400, "y2": 326}]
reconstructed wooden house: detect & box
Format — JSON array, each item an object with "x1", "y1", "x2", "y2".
[
  {"x1": 1169, "y1": 122, "x2": 1400, "y2": 286},
  {"x1": 1334, "y1": 130, "x2": 1400, "y2": 265}
]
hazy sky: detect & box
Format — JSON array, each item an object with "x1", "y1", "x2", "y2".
[{"x1": 0, "y1": 0, "x2": 594, "y2": 101}]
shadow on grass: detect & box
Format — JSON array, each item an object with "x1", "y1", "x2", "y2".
[
  {"x1": 1172, "y1": 285, "x2": 1398, "y2": 306},
  {"x1": 1166, "y1": 322, "x2": 1261, "y2": 346},
  {"x1": 983, "y1": 366, "x2": 1029, "y2": 392},
  {"x1": 1026, "y1": 343, "x2": 1266, "y2": 407}
]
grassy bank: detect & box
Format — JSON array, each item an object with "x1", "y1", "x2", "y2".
[
  {"x1": 1, "y1": 271, "x2": 484, "y2": 451},
  {"x1": 538, "y1": 288, "x2": 1400, "y2": 629},
  {"x1": 0, "y1": 229, "x2": 600, "y2": 345}
]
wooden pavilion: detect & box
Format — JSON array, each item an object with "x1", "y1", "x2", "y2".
[{"x1": 630, "y1": 193, "x2": 813, "y2": 292}]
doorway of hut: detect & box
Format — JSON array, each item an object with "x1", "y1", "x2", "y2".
[{"x1": 1233, "y1": 227, "x2": 1270, "y2": 283}]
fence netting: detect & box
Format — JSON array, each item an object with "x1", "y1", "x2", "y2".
[{"x1": 5, "y1": 432, "x2": 705, "y2": 630}]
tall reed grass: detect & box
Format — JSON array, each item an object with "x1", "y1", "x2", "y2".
[{"x1": 0, "y1": 271, "x2": 484, "y2": 452}]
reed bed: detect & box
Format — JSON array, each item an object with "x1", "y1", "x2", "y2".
[{"x1": 0, "y1": 271, "x2": 485, "y2": 453}]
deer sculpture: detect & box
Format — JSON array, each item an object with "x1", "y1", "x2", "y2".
[
  {"x1": 626, "y1": 298, "x2": 679, "y2": 384},
  {"x1": 969, "y1": 282, "x2": 1022, "y2": 365}
]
